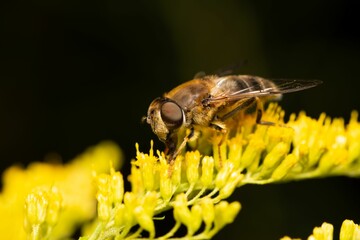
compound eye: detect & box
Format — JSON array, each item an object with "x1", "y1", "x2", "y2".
[{"x1": 160, "y1": 101, "x2": 183, "y2": 129}]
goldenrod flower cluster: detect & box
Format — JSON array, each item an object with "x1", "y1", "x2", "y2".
[
  {"x1": 0, "y1": 103, "x2": 359, "y2": 239},
  {"x1": 82, "y1": 104, "x2": 360, "y2": 239},
  {"x1": 0, "y1": 141, "x2": 122, "y2": 240},
  {"x1": 282, "y1": 219, "x2": 360, "y2": 240}
]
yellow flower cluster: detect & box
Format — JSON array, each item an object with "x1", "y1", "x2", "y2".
[
  {"x1": 1, "y1": 103, "x2": 359, "y2": 239},
  {"x1": 0, "y1": 141, "x2": 122, "y2": 240},
  {"x1": 82, "y1": 104, "x2": 360, "y2": 239},
  {"x1": 83, "y1": 145, "x2": 241, "y2": 239},
  {"x1": 282, "y1": 219, "x2": 360, "y2": 240},
  {"x1": 216, "y1": 104, "x2": 360, "y2": 184}
]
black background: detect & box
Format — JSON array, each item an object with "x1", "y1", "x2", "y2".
[{"x1": 1, "y1": 0, "x2": 360, "y2": 239}]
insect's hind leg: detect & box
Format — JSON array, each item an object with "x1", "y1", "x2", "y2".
[
  {"x1": 255, "y1": 98, "x2": 282, "y2": 126},
  {"x1": 220, "y1": 97, "x2": 257, "y2": 121},
  {"x1": 219, "y1": 96, "x2": 277, "y2": 126},
  {"x1": 256, "y1": 108, "x2": 275, "y2": 126}
]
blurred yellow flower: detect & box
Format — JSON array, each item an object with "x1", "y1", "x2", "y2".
[
  {"x1": 0, "y1": 141, "x2": 122, "y2": 240},
  {"x1": 282, "y1": 219, "x2": 360, "y2": 240}
]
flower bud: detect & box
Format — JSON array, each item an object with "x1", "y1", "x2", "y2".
[
  {"x1": 354, "y1": 225, "x2": 360, "y2": 240},
  {"x1": 96, "y1": 173, "x2": 111, "y2": 196},
  {"x1": 201, "y1": 156, "x2": 214, "y2": 187},
  {"x1": 339, "y1": 219, "x2": 356, "y2": 240},
  {"x1": 240, "y1": 138, "x2": 265, "y2": 170},
  {"x1": 311, "y1": 222, "x2": 333, "y2": 240},
  {"x1": 141, "y1": 160, "x2": 156, "y2": 191},
  {"x1": 173, "y1": 194, "x2": 191, "y2": 226},
  {"x1": 129, "y1": 164, "x2": 145, "y2": 195},
  {"x1": 219, "y1": 171, "x2": 243, "y2": 199},
  {"x1": 200, "y1": 197, "x2": 215, "y2": 227},
  {"x1": 114, "y1": 204, "x2": 126, "y2": 226},
  {"x1": 134, "y1": 206, "x2": 155, "y2": 238},
  {"x1": 171, "y1": 155, "x2": 183, "y2": 187},
  {"x1": 96, "y1": 193, "x2": 111, "y2": 221},
  {"x1": 143, "y1": 191, "x2": 158, "y2": 216},
  {"x1": 185, "y1": 151, "x2": 201, "y2": 185},
  {"x1": 318, "y1": 147, "x2": 348, "y2": 173},
  {"x1": 159, "y1": 163, "x2": 173, "y2": 202},
  {"x1": 111, "y1": 171, "x2": 124, "y2": 204},
  {"x1": 215, "y1": 162, "x2": 234, "y2": 189},
  {"x1": 214, "y1": 201, "x2": 241, "y2": 230},
  {"x1": 263, "y1": 142, "x2": 289, "y2": 169},
  {"x1": 188, "y1": 204, "x2": 202, "y2": 235},
  {"x1": 45, "y1": 187, "x2": 62, "y2": 225},
  {"x1": 123, "y1": 192, "x2": 137, "y2": 225},
  {"x1": 228, "y1": 134, "x2": 243, "y2": 169},
  {"x1": 24, "y1": 190, "x2": 48, "y2": 225},
  {"x1": 308, "y1": 141, "x2": 326, "y2": 168},
  {"x1": 271, "y1": 154, "x2": 298, "y2": 180},
  {"x1": 348, "y1": 142, "x2": 360, "y2": 165}
]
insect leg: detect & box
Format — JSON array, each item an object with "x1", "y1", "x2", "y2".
[
  {"x1": 220, "y1": 97, "x2": 256, "y2": 121},
  {"x1": 210, "y1": 99, "x2": 255, "y2": 156},
  {"x1": 255, "y1": 97, "x2": 276, "y2": 126},
  {"x1": 168, "y1": 127, "x2": 195, "y2": 164},
  {"x1": 218, "y1": 96, "x2": 276, "y2": 125},
  {"x1": 208, "y1": 121, "x2": 227, "y2": 168},
  {"x1": 165, "y1": 138, "x2": 177, "y2": 157}
]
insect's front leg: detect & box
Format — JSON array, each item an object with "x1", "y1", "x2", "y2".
[
  {"x1": 166, "y1": 128, "x2": 195, "y2": 164},
  {"x1": 165, "y1": 137, "x2": 177, "y2": 159}
]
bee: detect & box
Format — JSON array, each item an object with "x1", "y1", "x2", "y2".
[{"x1": 145, "y1": 74, "x2": 321, "y2": 162}]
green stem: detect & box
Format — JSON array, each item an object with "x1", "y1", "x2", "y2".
[
  {"x1": 185, "y1": 183, "x2": 195, "y2": 197},
  {"x1": 187, "y1": 187, "x2": 206, "y2": 205},
  {"x1": 118, "y1": 225, "x2": 133, "y2": 239},
  {"x1": 88, "y1": 222, "x2": 105, "y2": 240},
  {"x1": 30, "y1": 224, "x2": 40, "y2": 240},
  {"x1": 99, "y1": 226, "x2": 122, "y2": 240},
  {"x1": 205, "y1": 188, "x2": 219, "y2": 199},
  {"x1": 125, "y1": 227, "x2": 143, "y2": 239}
]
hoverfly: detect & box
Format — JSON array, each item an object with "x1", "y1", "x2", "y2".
[{"x1": 145, "y1": 74, "x2": 321, "y2": 163}]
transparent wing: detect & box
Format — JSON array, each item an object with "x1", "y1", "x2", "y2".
[
  {"x1": 214, "y1": 60, "x2": 248, "y2": 77},
  {"x1": 207, "y1": 79, "x2": 322, "y2": 103}
]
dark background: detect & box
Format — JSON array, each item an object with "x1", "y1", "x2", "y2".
[{"x1": 1, "y1": 0, "x2": 360, "y2": 239}]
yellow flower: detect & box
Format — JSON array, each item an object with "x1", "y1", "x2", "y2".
[
  {"x1": 0, "y1": 141, "x2": 122, "y2": 240},
  {"x1": 24, "y1": 186, "x2": 62, "y2": 239}
]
